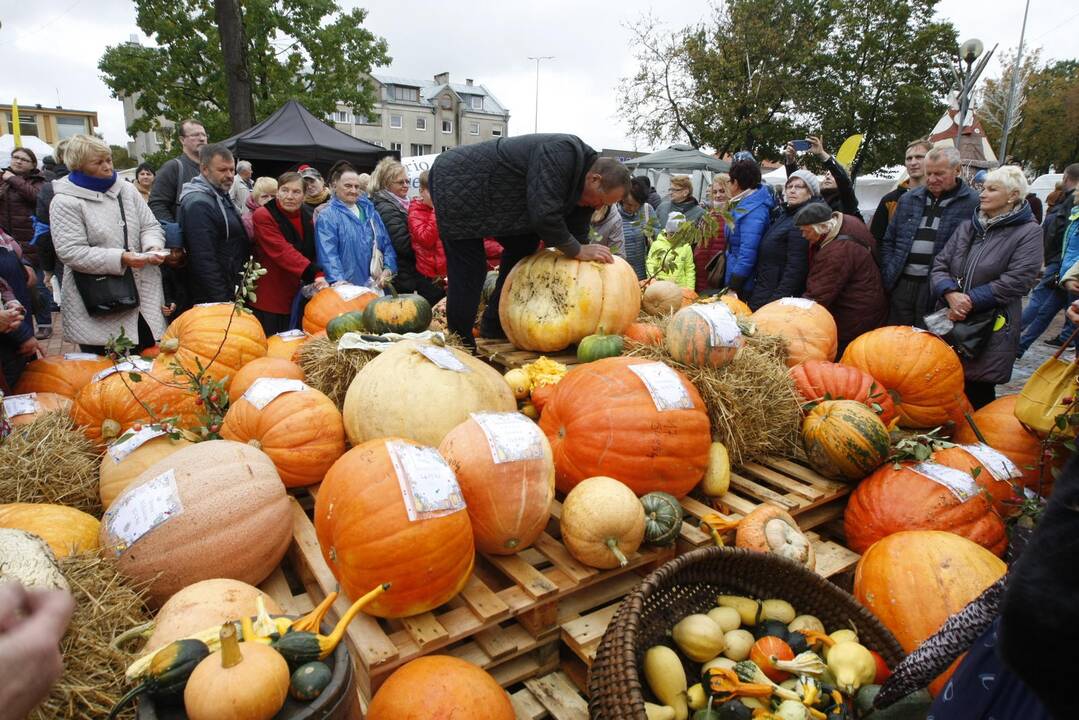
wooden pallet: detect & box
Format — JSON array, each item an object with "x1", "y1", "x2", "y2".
[
  {"x1": 510, "y1": 671, "x2": 589, "y2": 720},
  {"x1": 476, "y1": 339, "x2": 581, "y2": 371}
]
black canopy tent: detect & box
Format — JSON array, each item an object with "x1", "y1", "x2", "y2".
[{"x1": 220, "y1": 100, "x2": 397, "y2": 178}]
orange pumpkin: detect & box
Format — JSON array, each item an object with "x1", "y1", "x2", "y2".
[
  {"x1": 538, "y1": 357, "x2": 711, "y2": 497},
  {"x1": 156, "y1": 303, "x2": 268, "y2": 385},
  {"x1": 789, "y1": 360, "x2": 897, "y2": 427},
  {"x1": 844, "y1": 454, "x2": 1008, "y2": 556},
  {"x1": 530, "y1": 382, "x2": 557, "y2": 413},
  {"x1": 718, "y1": 294, "x2": 752, "y2": 318},
  {"x1": 841, "y1": 326, "x2": 966, "y2": 429},
  {"x1": 623, "y1": 322, "x2": 664, "y2": 346},
  {"x1": 802, "y1": 400, "x2": 890, "y2": 482},
  {"x1": 220, "y1": 384, "x2": 345, "y2": 488},
  {"x1": 4, "y1": 392, "x2": 72, "y2": 427},
  {"x1": 854, "y1": 531, "x2": 1006, "y2": 695},
  {"x1": 314, "y1": 439, "x2": 475, "y2": 618},
  {"x1": 931, "y1": 445, "x2": 1022, "y2": 517},
  {"x1": 14, "y1": 353, "x2": 112, "y2": 398},
  {"x1": 367, "y1": 655, "x2": 514, "y2": 720},
  {"x1": 100, "y1": 433, "x2": 193, "y2": 510},
  {"x1": 750, "y1": 636, "x2": 794, "y2": 682},
  {"x1": 641, "y1": 280, "x2": 686, "y2": 316},
  {"x1": 302, "y1": 286, "x2": 378, "y2": 335},
  {"x1": 438, "y1": 413, "x2": 555, "y2": 555},
  {"x1": 735, "y1": 505, "x2": 815, "y2": 571},
  {"x1": 265, "y1": 330, "x2": 310, "y2": 360},
  {"x1": 750, "y1": 298, "x2": 837, "y2": 367},
  {"x1": 953, "y1": 394, "x2": 1059, "y2": 494},
  {"x1": 71, "y1": 369, "x2": 202, "y2": 446},
  {"x1": 227, "y1": 357, "x2": 305, "y2": 404},
  {"x1": 0, "y1": 503, "x2": 100, "y2": 558},
  {"x1": 664, "y1": 304, "x2": 744, "y2": 369}
]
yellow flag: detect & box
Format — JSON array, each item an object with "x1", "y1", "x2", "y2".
[
  {"x1": 835, "y1": 134, "x2": 863, "y2": 170},
  {"x1": 11, "y1": 98, "x2": 22, "y2": 148}
]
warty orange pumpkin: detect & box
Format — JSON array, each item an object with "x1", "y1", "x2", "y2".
[
  {"x1": 3, "y1": 391, "x2": 71, "y2": 427},
  {"x1": 302, "y1": 285, "x2": 378, "y2": 335},
  {"x1": 314, "y1": 438, "x2": 474, "y2": 618},
  {"x1": 789, "y1": 359, "x2": 898, "y2": 428},
  {"x1": 367, "y1": 655, "x2": 514, "y2": 720},
  {"x1": 0, "y1": 503, "x2": 100, "y2": 558},
  {"x1": 750, "y1": 298, "x2": 838, "y2": 367},
  {"x1": 735, "y1": 504, "x2": 815, "y2": 571},
  {"x1": 13, "y1": 353, "x2": 112, "y2": 398},
  {"x1": 665, "y1": 303, "x2": 745, "y2": 369},
  {"x1": 802, "y1": 400, "x2": 890, "y2": 482},
  {"x1": 72, "y1": 368, "x2": 202, "y2": 446},
  {"x1": 538, "y1": 356, "x2": 711, "y2": 497},
  {"x1": 156, "y1": 303, "x2": 268, "y2": 385},
  {"x1": 953, "y1": 394, "x2": 1058, "y2": 495},
  {"x1": 227, "y1": 356, "x2": 305, "y2": 404}
]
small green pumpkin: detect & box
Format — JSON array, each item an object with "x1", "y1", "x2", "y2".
[
  {"x1": 640, "y1": 491, "x2": 684, "y2": 546},
  {"x1": 576, "y1": 326, "x2": 625, "y2": 363},
  {"x1": 289, "y1": 661, "x2": 333, "y2": 701},
  {"x1": 326, "y1": 310, "x2": 366, "y2": 341},
  {"x1": 362, "y1": 284, "x2": 433, "y2": 334},
  {"x1": 271, "y1": 631, "x2": 323, "y2": 667}
]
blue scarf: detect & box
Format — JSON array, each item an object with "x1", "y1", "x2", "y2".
[{"x1": 68, "y1": 171, "x2": 117, "y2": 193}]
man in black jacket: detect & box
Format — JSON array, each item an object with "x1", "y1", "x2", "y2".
[
  {"x1": 870, "y1": 139, "x2": 932, "y2": 241},
  {"x1": 177, "y1": 144, "x2": 250, "y2": 304},
  {"x1": 149, "y1": 119, "x2": 207, "y2": 225},
  {"x1": 429, "y1": 134, "x2": 630, "y2": 345}
]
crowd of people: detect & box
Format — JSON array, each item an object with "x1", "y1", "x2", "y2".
[{"x1": 1, "y1": 124, "x2": 1077, "y2": 410}]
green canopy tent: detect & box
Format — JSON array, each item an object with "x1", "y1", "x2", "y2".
[{"x1": 622, "y1": 144, "x2": 730, "y2": 199}]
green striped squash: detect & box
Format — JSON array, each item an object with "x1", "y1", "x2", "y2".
[{"x1": 802, "y1": 399, "x2": 890, "y2": 482}]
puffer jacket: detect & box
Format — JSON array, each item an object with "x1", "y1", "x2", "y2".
[
  {"x1": 646, "y1": 232, "x2": 695, "y2": 289},
  {"x1": 590, "y1": 205, "x2": 625, "y2": 256},
  {"x1": 0, "y1": 167, "x2": 46, "y2": 263},
  {"x1": 407, "y1": 200, "x2": 447, "y2": 279},
  {"x1": 724, "y1": 185, "x2": 775, "y2": 294},
  {"x1": 177, "y1": 175, "x2": 250, "y2": 304},
  {"x1": 372, "y1": 190, "x2": 425, "y2": 292},
  {"x1": 747, "y1": 199, "x2": 816, "y2": 310},
  {"x1": 930, "y1": 202, "x2": 1043, "y2": 384},
  {"x1": 315, "y1": 195, "x2": 396, "y2": 287}
]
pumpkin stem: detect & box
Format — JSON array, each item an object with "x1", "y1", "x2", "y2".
[
  {"x1": 385, "y1": 281, "x2": 398, "y2": 298},
  {"x1": 101, "y1": 418, "x2": 122, "y2": 440},
  {"x1": 290, "y1": 591, "x2": 339, "y2": 634},
  {"x1": 247, "y1": 438, "x2": 263, "y2": 450},
  {"x1": 963, "y1": 412, "x2": 989, "y2": 444},
  {"x1": 605, "y1": 538, "x2": 629, "y2": 567},
  {"x1": 219, "y1": 622, "x2": 243, "y2": 669},
  {"x1": 321, "y1": 582, "x2": 391, "y2": 655}
]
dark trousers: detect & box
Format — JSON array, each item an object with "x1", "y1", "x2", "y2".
[
  {"x1": 251, "y1": 307, "x2": 292, "y2": 337},
  {"x1": 888, "y1": 274, "x2": 931, "y2": 328},
  {"x1": 965, "y1": 379, "x2": 996, "y2": 410},
  {"x1": 79, "y1": 314, "x2": 155, "y2": 355},
  {"x1": 31, "y1": 266, "x2": 54, "y2": 327},
  {"x1": 444, "y1": 234, "x2": 539, "y2": 345}
]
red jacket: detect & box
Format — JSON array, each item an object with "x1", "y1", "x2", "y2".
[
  {"x1": 250, "y1": 202, "x2": 320, "y2": 314},
  {"x1": 407, "y1": 201, "x2": 447, "y2": 279},
  {"x1": 693, "y1": 212, "x2": 727, "y2": 292}
]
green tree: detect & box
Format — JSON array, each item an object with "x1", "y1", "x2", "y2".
[
  {"x1": 110, "y1": 144, "x2": 138, "y2": 170},
  {"x1": 978, "y1": 48, "x2": 1043, "y2": 155},
  {"x1": 1002, "y1": 60, "x2": 1079, "y2": 174},
  {"x1": 99, "y1": 0, "x2": 390, "y2": 145}
]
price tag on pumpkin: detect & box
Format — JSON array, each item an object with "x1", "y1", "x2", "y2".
[
  {"x1": 386, "y1": 440, "x2": 466, "y2": 521},
  {"x1": 415, "y1": 344, "x2": 470, "y2": 373},
  {"x1": 628, "y1": 362, "x2": 694, "y2": 411},
  {"x1": 911, "y1": 461, "x2": 980, "y2": 502},
  {"x1": 242, "y1": 378, "x2": 308, "y2": 410},
  {"x1": 779, "y1": 297, "x2": 816, "y2": 310},
  {"x1": 193, "y1": 301, "x2": 231, "y2": 308},
  {"x1": 102, "y1": 468, "x2": 184, "y2": 556},
  {"x1": 471, "y1": 412, "x2": 545, "y2": 464},
  {"x1": 959, "y1": 443, "x2": 1022, "y2": 481},
  {"x1": 689, "y1": 304, "x2": 742, "y2": 347},
  {"x1": 93, "y1": 357, "x2": 153, "y2": 383},
  {"x1": 333, "y1": 284, "x2": 376, "y2": 302},
  {"x1": 108, "y1": 425, "x2": 168, "y2": 464},
  {"x1": 2, "y1": 393, "x2": 38, "y2": 418},
  {"x1": 274, "y1": 329, "x2": 307, "y2": 342},
  {"x1": 63, "y1": 352, "x2": 101, "y2": 361}
]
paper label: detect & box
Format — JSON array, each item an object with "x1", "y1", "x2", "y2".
[
  {"x1": 242, "y1": 378, "x2": 308, "y2": 410},
  {"x1": 63, "y1": 352, "x2": 101, "y2": 361},
  {"x1": 779, "y1": 297, "x2": 816, "y2": 310},
  {"x1": 193, "y1": 301, "x2": 231, "y2": 308},
  {"x1": 274, "y1": 329, "x2": 307, "y2": 342},
  {"x1": 2, "y1": 393, "x2": 38, "y2": 418},
  {"x1": 471, "y1": 412, "x2": 545, "y2": 464},
  {"x1": 93, "y1": 357, "x2": 153, "y2": 382},
  {"x1": 386, "y1": 440, "x2": 466, "y2": 521},
  {"x1": 103, "y1": 468, "x2": 184, "y2": 555},
  {"x1": 628, "y1": 362, "x2": 694, "y2": 411},
  {"x1": 416, "y1": 344, "x2": 470, "y2": 373},
  {"x1": 689, "y1": 304, "x2": 742, "y2": 348},
  {"x1": 911, "y1": 461, "x2": 980, "y2": 502},
  {"x1": 960, "y1": 443, "x2": 1022, "y2": 481},
  {"x1": 108, "y1": 425, "x2": 168, "y2": 464},
  {"x1": 333, "y1": 284, "x2": 376, "y2": 302}
]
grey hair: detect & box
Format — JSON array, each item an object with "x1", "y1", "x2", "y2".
[
  {"x1": 236, "y1": 160, "x2": 252, "y2": 174},
  {"x1": 198, "y1": 143, "x2": 233, "y2": 166},
  {"x1": 984, "y1": 166, "x2": 1029, "y2": 199},
  {"x1": 926, "y1": 146, "x2": 962, "y2": 168}
]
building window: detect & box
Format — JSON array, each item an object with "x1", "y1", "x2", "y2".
[
  {"x1": 440, "y1": 95, "x2": 452, "y2": 110},
  {"x1": 333, "y1": 110, "x2": 351, "y2": 124},
  {"x1": 410, "y1": 143, "x2": 432, "y2": 156},
  {"x1": 416, "y1": 117, "x2": 427, "y2": 130},
  {"x1": 441, "y1": 145, "x2": 452, "y2": 152},
  {"x1": 390, "y1": 142, "x2": 403, "y2": 153},
  {"x1": 393, "y1": 86, "x2": 419, "y2": 102},
  {"x1": 470, "y1": 95, "x2": 484, "y2": 110},
  {"x1": 492, "y1": 126, "x2": 503, "y2": 137},
  {"x1": 56, "y1": 115, "x2": 89, "y2": 139},
  {"x1": 441, "y1": 120, "x2": 453, "y2": 134},
  {"x1": 7, "y1": 114, "x2": 39, "y2": 138},
  {"x1": 366, "y1": 139, "x2": 384, "y2": 147},
  {"x1": 468, "y1": 121, "x2": 480, "y2": 136},
  {"x1": 356, "y1": 113, "x2": 381, "y2": 126},
  {"x1": 390, "y1": 114, "x2": 403, "y2": 129}
]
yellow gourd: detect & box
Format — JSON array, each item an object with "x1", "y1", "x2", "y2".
[
  {"x1": 706, "y1": 605, "x2": 741, "y2": 633},
  {"x1": 760, "y1": 599, "x2": 796, "y2": 624},
  {"x1": 504, "y1": 369, "x2": 531, "y2": 400},
  {"x1": 644, "y1": 645, "x2": 689, "y2": 720},
  {"x1": 645, "y1": 703, "x2": 677, "y2": 720},
  {"x1": 723, "y1": 629, "x2": 755, "y2": 661},
  {"x1": 717, "y1": 594, "x2": 761, "y2": 626},
  {"x1": 825, "y1": 628, "x2": 859, "y2": 659},
  {"x1": 183, "y1": 623, "x2": 289, "y2": 720},
  {"x1": 700, "y1": 441, "x2": 731, "y2": 496},
  {"x1": 672, "y1": 614, "x2": 726, "y2": 662},
  {"x1": 788, "y1": 614, "x2": 825, "y2": 634},
  {"x1": 687, "y1": 683, "x2": 707, "y2": 710},
  {"x1": 826, "y1": 641, "x2": 876, "y2": 694}
]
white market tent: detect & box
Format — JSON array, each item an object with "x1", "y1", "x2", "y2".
[{"x1": 624, "y1": 144, "x2": 731, "y2": 199}]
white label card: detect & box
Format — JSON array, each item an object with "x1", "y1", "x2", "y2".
[
  {"x1": 103, "y1": 468, "x2": 184, "y2": 555},
  {"x1": 960, "y1": 443, "x2": 1022, "y2": 481},
  {"x1": 911, "y1": 461, "x2": 980, "y2": 502},
  {"x1": 63, "y1": 352, "x2": 101, "y2": 361},
  {"x1": 193, "y1": 302, "x2": 231, "y2": 308},
  {"x1": 471, "y1": 412, "x2": 545, "y2": 464},
  {"x1": 628, "y1": 362, "x2": 694, "y2": 411},
  {"x1": 688, "y1": 304, "x2": 742, "y2": 348},
  {"x1": 242, "y1": 378, "x2": 308, "y2": 410},
  {"x1": 333, "y1": 284, "x2": 376, "y2": 302},
  {"x1": 416, "y1": 344, "x2": 470, "y2": 373},
  {"x1": 779, "y1": 297, "x2": 816, "y2": 310},
  {"x1": 108, "y1": 425, "x2": 168, "y2": 464},
  {"x1": 274, "y1": 329, "x2": 307, "y2": 341},
  {"x1": 93, "y1": 357, "x2": 153, "y2": 382},
  {"x1": 386, "y1": 440, "x2": 466, "y2": 521},
  {"x1": 2, "y1": 393, "x2": 38, "y2": 417}
]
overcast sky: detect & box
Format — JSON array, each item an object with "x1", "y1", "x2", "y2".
[{"x1": 0, "y1": 0, "x2": 1075, "y2": 155}]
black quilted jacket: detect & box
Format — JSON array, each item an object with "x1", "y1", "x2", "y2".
[
  {"x1": 428, "y1": 134, "x2": 597, "y2": 255},
  {"x1": 371, "y1": 190, "x2": 422, "y2": 292}
]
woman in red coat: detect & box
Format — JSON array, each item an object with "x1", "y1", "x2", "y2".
[
  {"x1": 250, "y1": 172, "x2": 327, "y2": 334},
  {"x1": 406, "y1": 171, "x2": 448, "y2": 281}
]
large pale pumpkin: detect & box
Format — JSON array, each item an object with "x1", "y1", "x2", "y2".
[
  {"x1": 13, "y1": 353, "x2": 112, "y2": 398},
  {"x1": 953, "y1": 394, "x2": 1059, "y2": 494},
  {"x1": 841, "y1": 326, "x2": 966, "y2": 429},
  {"x1": 665, "y1": 304, "x2": 745, "y2": 369},
  {"x1": 156, "y1": 303, "x2": 268, "y2": 385},
  {"x1": 367, "y1": 655, "x2": 514, "y2": 720},
  {"x1": 641, "y1": 280, "x2": 689, "y2": 317},
  {"x1": 3, "y1": 391, "x2": 72, "y2": 427},
  {"x1": 560, "y1": 476, "x2": 645, "y2": 569},
  {"x1": 221, "y1": 383, "x2": 345, "y2": 488},
  {"x1": 0, "y1": 503, "x2": 100, "y2": 558},
  {"x1": 854, "y1": 531, "x2": 1006, "y2": 693},
  {"x1": 438, "y1": 413, "x2": 555, "y2": 555},
  {"x1": 499, "y1": 249, "x2": 641, "y2": 351},
  {"x1": 146, "y1": 578, "x2": 283, "y2": 654},
  {"x1": 802, "y1": 400, "x2": 890, "y2": 482},
  {"x1": 100, "y1": 433, "x2": 193, "y2": 509},
  {"x1": 343, "y1": 340, "x2": 516, "y2": 447},
  {"x1": 314, "y1": 439, "x2": 475, "y2": 618},
  {"x1": 789, "y1": 360, "x2": 897, "y2": 428},
  {"x1": 751, "y1": 298, "x2": 837, "y2": 367},
  {"x1": 72, "y1": 368, "x2": 202, "y2": 446},
  {"x1": 302, "y1": 285, "x2": 378, "y2": 335},
  {"x1": 538, "y1": 357, "x2": 711, "y2": 497},
  {"x1": 227, "y1": 356, "x2": 305, "y2": 404},
  {"x1": 265, "y1": 330, "x2": 310, "y2": 360},
  {"x1": 100, "y1": 440, "x2": 292, "y2": 604}
]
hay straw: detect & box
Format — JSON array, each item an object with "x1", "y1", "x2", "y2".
[
  {"x1": 34, "y1": 552, "x2": 151, "y2": 720},
  {"x1": 0, "y1": 412, "x2": 102, "y2": 515}
]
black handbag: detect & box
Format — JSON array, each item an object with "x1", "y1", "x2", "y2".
[
  {"x1": 704, "y1": 250, "x2": 727, "y2": 289},
  {"x1": 940, "y1": 228, "x2": 999, "y2": 360},
  {"x1": 72, "y1": 196, "x2": 140, "y2": 316}
]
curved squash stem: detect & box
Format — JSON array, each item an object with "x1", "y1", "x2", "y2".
[
  {"x1": 111, "y1": 620, "x2": 155, "y2": 651},
  {"x1": 240, "y1": 614, "x2": 257, "y2": 642},
  {"x1": 699, "y1": 513, "x2": 740, "y2": 548},
  {"x1": 219, "y1": 623, "x2": 243, "y2": 669},
  {"x1": 605, "y1": 538, "x2": 629, "y2": 567},
  {"x1": 106, "y1": 681, "x2": 148, "y2": 720},
  {"x1": 319, "y1": 583, "x2": 391, "y2": 658},
  {"x1": 290, "y1": 590, "x2": 339, "y2": 634},
  {"x1": 707, "y1": 667, "x2": 773, "y2": 700}
]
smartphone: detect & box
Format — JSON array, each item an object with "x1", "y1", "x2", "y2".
[{"x1": 790, "y1": 139, "x2": 812, "y2": 152}]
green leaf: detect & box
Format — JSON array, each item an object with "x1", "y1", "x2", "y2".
[
  {"x1": 128, "y1": 372, "x2": 142, "y2": 383},
  {"x1": 1056, "y1": 415, "x2": 1068, "y2": 430}
]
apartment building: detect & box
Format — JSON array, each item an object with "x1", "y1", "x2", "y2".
[{"x1": 0, "y1": 103, "x2": 99, "y2": 146}]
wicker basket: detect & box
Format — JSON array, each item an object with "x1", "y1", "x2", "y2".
[{"x1": 588, "y1": 546, "x2": 905, "y2": 719}]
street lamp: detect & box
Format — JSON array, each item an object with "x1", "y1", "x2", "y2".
[
  {"x1": 527, "y1": 56, "x2": 554, "y2": 134},
  {"x1": 955, "y1": 38, "x2": 984, "y2": 144}
]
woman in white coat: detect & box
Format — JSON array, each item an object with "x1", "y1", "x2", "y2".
[{"x1": 50, "y1": 135, "x2": 167, "y2": 353}]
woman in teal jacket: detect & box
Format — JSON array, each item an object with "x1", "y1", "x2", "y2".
[
  {"x1": 315, "y1": 176, "x2": 397, "y2": 289},
  {"x1": 723, "y1": 159, "x2": 775, "y2": 296}
]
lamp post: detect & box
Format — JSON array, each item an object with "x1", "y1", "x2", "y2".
[
  {"x1": 527, "y1": 56, "x2": 554, "y2": 134},
  {"x1": 955, "y1": 38, "x2": 984, "y2": 145}
]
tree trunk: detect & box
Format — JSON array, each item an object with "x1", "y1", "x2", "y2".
[{"x1": 215, "y1": 0, "x2": 255, "y2": 134}]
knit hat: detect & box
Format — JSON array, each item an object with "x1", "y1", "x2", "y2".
[
  {"x1": 733, "y1": 150, "x2": 756, "y2": 164},
  {"x1": 665, "y1": 211, "x2": 687, "y2": 233},
  {"x1": 787, "y1": 169, "x2": 820, "y2": 197},
  {"x1": 793, "y1": 202, "x2": 833, "y2": 226}
]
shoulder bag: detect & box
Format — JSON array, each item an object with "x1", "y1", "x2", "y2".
[{"x1": 72, "y1": 195, "x2": 140, "y2": 316}]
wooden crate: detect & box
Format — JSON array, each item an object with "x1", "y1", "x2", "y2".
[
  {"x1": 510, "y1": 671, "x2": 589, "y2": 720},
  {"x1": 475, "y1": 339, "x2": 581, "y2": 371}
]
